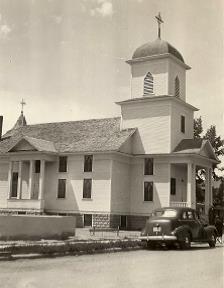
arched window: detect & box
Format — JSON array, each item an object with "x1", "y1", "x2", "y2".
[
  {"x1": 175, "y1": 76, "x2": 180, "y2": 97},
  {"x1": 143, "y1": 72, "x2": 153, "y2": 95}
]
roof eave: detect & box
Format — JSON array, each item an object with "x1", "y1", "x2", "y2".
[
  {"x1": 126, "y1": 53, "x2": 191, "y2": 70},
  {"x1": 116, "y1": 95, "x2": 198, "y2": 111}
]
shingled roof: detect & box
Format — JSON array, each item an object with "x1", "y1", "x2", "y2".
[
  {"x1": 173, "y1": 138, "x2": 219, "y2": 162},
  {"x1": 0, "y1": 117, "x2": 136, "y2": 154},
  {"x1": 173, "y1": 139, "x2": 203, "y2": 154}
]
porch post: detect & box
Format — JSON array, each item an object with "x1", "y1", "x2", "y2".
[
  {"x1": 187, "y1": 163, "x2": 196, "y2": 208},
  {"x1": 209, "y1": 168, "x2": 213, "y2": 205},
  {"x1": 28, "y1": 160, "x2": 34, "y2": 199},
  {"x1": 7, "y1": 161, "x2": 12, "y2": 199},
  {"x1": 38, "y1": 160, "x2": 45, "y2": 200},
  {"x1": 17, "y1": 161, "x2": 23, "y2": 199},
  {"x1": 204, "y1": 167, "x2": 209, "y2": 215}
]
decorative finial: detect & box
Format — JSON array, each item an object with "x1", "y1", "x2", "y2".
[
  {"x1": 155, "y1": 12, "x2": 164, "y2": 39},
  {"x1": 20, "y1": 99, "x2": 26, "y2": 114}
]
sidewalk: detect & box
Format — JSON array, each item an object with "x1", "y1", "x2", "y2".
[{"x1": 74, "y1": 228, "x2": 141, "y2": 240}]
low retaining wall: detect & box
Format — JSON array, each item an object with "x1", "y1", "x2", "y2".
[
  {"x1": 0, "y1": 239, "x2": 143, "y2": 259},
  {"x1": 0, "y1": 215, "x2": 76, "y2": 240}
]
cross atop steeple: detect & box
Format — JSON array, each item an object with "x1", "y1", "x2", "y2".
[
  {"x1": 20, "y1": 99, "x2": 26, "y2": 114},
  {"x1": 155, "y1": 12, "x2": 164, "y2": 39}
]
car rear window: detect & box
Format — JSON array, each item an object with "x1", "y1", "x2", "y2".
[{"x1": 153, "y1": 209, "x2": 177, "y2": 217}]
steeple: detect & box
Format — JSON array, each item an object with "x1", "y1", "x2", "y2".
[{"x1": 12, "y1": 99, "x2": 27, "y2": 130}]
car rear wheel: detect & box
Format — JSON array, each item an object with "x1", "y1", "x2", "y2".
[
  {"x1": 146, "y1": 241, "x2": 156, "y2": 249},
  {"x1": 208, "y1": 233, "x2": 216, "y2": 248},
  {"x1": 180, "y1": 233, "x2": 191, "y2": 249}
]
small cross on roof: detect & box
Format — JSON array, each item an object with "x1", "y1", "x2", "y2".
[
  {"x1": 20, "y1": 99, "x2": 26, "y2": 114},
  {"x1": 155, "y1": 12, "x2": 164, "y2": 39}
]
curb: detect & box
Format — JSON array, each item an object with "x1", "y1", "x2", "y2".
[{"x1": 0, "y1": 239, "x2": 144, "y2": 261}]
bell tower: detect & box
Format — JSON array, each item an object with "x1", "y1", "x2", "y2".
[
  {"x1": 117, "y1": 14, "x2": 197, "y2": 154},
  {"x1": 126, "y1": 13, "x2": 191, "y2": 101}
]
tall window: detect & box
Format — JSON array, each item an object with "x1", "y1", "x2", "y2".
[
  {"x1": 83, "y1": 179, "x2": 92, "y2": 199},
  {"x1": 175, "y1": 76, "x2": 180, "y2": 97},
  {"x1": 11, "y1": 172, "x2": 18, "y2": 198},
  {"x1": 144, "y1": 181, "x2": 153, "y2": 201},
  {"x1": 144, "y1": 158, "x2": 154, "y2": 175},
  {"x1": 59, "y1": 156, "x2": 67, "y2": 173},
  {"x1": 143, "y1": 72, "x2": 153, "y2": 95},
  {"x1": 84, "y1": 155, "x2": 93, "y2": 172},
  {"x1": 57, "y1": 179, "x2": 66, "y2": 198},
  {"x1": 181, "y1": 115, "x2": 185, "y2": 133},
  {"x1": 170, "y1": 178, "x2": 176, "y2": 195}
]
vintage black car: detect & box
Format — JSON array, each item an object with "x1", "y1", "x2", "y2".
[{"x1": 140, "y1": 207, "x2": 217, "y2": 249}]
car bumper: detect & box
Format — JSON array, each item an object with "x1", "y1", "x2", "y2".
[{"x1": 139, "y1": 235, "x2": 177, "y2": 241}]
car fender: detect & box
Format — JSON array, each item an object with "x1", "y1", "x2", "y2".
[
  {"x1": 173, "y1": 225, "x2": 192, "y2": 241},
  {"x1": 204, "y1": 225, "x2": 217, "y2": 240}
]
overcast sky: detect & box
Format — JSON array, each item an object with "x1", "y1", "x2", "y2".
[{"x1": 0, "y1": 0, "x2": 223, "y2": 141}]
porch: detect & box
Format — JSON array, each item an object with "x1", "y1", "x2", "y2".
[
  {"x1": 6, "y1": 155, "x2": 56, "y2": 213},
  {"x1": 168, "y1": 161, "x2": 213, "y2": 215}
]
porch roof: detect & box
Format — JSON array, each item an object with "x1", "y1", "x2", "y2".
[
  {"x1": 0, "y1": 117, "x2": 136, "y2": 154},
  {"x1": 173, "y1": 139, "x2": 219, "y2": 162}
]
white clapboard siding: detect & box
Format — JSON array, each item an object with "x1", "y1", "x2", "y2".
[
  {"x1": 0, "y1": 163, "x2": 9, "y2": 208},
  {"x1": 44, "y1": 154, "x2": 112, "y2": 213}
]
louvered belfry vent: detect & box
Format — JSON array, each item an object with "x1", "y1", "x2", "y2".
[
  {"x1": 143, "y1": 72, "x2": 153, "y2": 95},
  {"x1": 175, "y1": 76, "x2": 180, "y2": 97}
]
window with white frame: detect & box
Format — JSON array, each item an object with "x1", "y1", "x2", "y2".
[
  {"x1": 84, "y1": 155, "x2": 93, "y2": 172},
  {"x1": 181, "y1": 115, "x2": 185, "y2": 133},
  {"x1": 144, "y1": 181, "x2": 153, "y2": 201},
  {"x1": 170, "y1": 178, "x2": 176, "y2": 195},
  {"x1": 59, "y1": 156, "x2": 67, "y2": 173},
  {"x1": 144, "y1": 158, "x2": 154, "y2": 175},
  {"x1": 83, "y1": 178, "x2": 92, "y2": 199},
  {"x1": 57, "y1": 179, "x2": 66, "y2": 199}
]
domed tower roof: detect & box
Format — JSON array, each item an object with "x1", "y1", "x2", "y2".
[{"x1": 132, "y1": 38, "x2": 185, "y2": 63}]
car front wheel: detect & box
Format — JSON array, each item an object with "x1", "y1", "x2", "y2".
[
  {"x1": 208, "y1": 233, "x2": 216, "y2": 248},
  {"x1": 180, "y1": 233, "x2": 191, "y2": 249}
]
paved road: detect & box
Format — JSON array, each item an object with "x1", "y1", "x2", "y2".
[{"x1": 0, "y1": 244, "x2": 223, "y2": 288}]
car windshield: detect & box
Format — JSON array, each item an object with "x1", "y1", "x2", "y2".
[{"x1": 152, "y1": 209, "x2": 177, "y2": 218}]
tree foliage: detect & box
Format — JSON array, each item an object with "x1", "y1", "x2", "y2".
[
  {"x1": 194, "y1": 117, "x2": 224, "y2": 205},
  {"x1": 204, "y1": 125, "x2": 224, "y2": 157},
  {"x1": 194, "y1": 117, "x2": 224, "y2": 166},
  {"x1": 194, "y1": 116, "x2": 203, "y2": 139}
]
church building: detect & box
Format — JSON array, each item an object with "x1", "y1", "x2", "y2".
[{"x1": 0, "y1": 15, "x2": 219, "y2": 229}]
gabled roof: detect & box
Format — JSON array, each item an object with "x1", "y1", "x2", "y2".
[
  {"x1": 0, "y1": 117, "x2": 136, "y2": 154},
  {"x1": 8, "y1": 136, "x2": 57, "y2": 153},
  {"x1": 173, "y1": 139, "x2": 219, "y2": 162}
]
